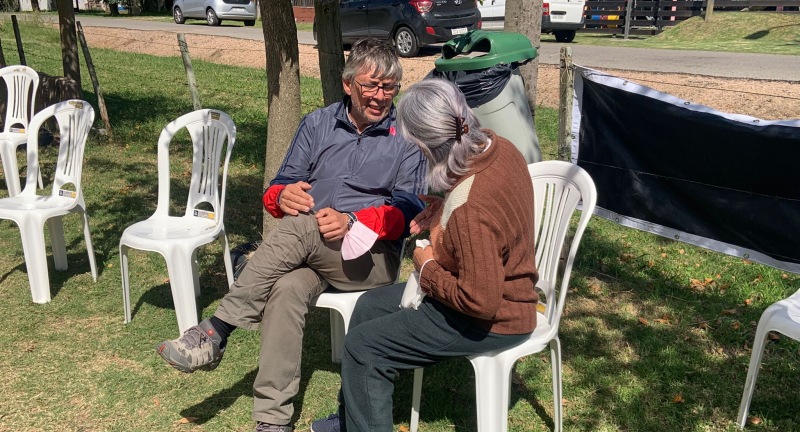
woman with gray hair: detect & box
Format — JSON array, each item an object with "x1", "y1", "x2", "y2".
[{"x1": 311, "y1": 78, "x2": 540, "y2": 432}]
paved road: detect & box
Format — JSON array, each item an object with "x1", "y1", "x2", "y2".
[{"x1": 72, "y1": 16, "x2": 800, "y2": 82}]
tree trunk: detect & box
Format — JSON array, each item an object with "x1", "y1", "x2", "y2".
[
  {"x1": 57, "y1": 0, "x2": 82, "y2": 95},
  {"x1": 504, "y1": 0, "x2": 541, "y2": 110},
  {"x1": 30, "y1": 0, "x2": 41, "y2": 12},
  {"x1": 261, "y1": 0, "x2": 301, "y2": 237},
  {"x1": 314, "y1": 0, "x2": 345, "y2": 106}
]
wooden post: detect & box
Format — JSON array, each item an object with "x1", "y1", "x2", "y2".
[
  {"x1": 623, "y1": 0, "x2": 634, "y2": 39},
  {"x1": 177, "y1": 34, "x2": 201, "y2": 110},
  {"x1": 557, "y1": 46, "x2": 574, "y2": 162},
  {"x1": 0, "y1": 38, "x2": 6, "y2": 68},
  {"x1": 76, "y1": 22, "x2": 112, "y2": 138},
  {"x1": 11, "y1": 15, "x2": 26, "y2": 66},
  {"x1": 704, "y1": 0, "x2": 715, "y2": 20}
]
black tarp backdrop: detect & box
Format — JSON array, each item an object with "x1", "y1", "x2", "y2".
[{"x1": 572, "y1": 66, "x2": 800, "y2": 273}]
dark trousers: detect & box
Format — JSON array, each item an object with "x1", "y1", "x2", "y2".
[{"x1": 340, "y1": 283, "x2": 530, "y2": 432}]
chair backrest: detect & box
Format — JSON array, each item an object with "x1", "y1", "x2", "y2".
[
  {"x1": 154, "y1": 109, "x2": 236, "y2": 226},
  {"x1": 20, "y1": 100, "x2": 95, "y2": 198},
  {"x1": 0, "y1": 65, "x2": 39, "y2": 133},
  {"x1": 529, "y1": 160, "x2": 597, "y2": 339}
]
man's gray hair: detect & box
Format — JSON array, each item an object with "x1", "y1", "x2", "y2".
[
  {"x1": 397, "y1": 79, "x2": 487, "y2": 192},
  {"x1": 342, "y1": 38, "x2": 403, "y2": 82}
]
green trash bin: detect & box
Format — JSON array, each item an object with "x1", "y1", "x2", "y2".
[{"x1": 431, "y1": 30, "x2": 541, "y2": 164}]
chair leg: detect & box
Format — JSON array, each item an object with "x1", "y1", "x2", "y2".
[
  {"x1": 167, "y1": 248, "x2": 201, "y2": 334},
  {"x1": 737, "y1": 330, "x2": 770, "y2": 429},
  {"x1": 82, "y1": 211, "x2": 98, "y2": 281},
  {"x1": 120, "y1": 244, "x2": 132, "y2": 324},
  {"x1": 0, "y1": 143, "x2": 22, "y2": 197},
  {"x1": 328, "y1": 310, "x2": 345, "y2": 364},
  {"x1": 19, "y1": 217, "x2": 52, "y2": 303},
  {"x1": 221, "y1": 232, "x2": 234, "y2": 288},
  {"x1": 191, "y1": 249, "x2": 201, "y2": 298},
  {"x1": 410, "y1": 368, "x2": 424, "y2": 432},
  {"x1": 471, "y1": 356, "x2": 512, "y2": 432},
  {"x1": 47, "y1": 216, "x2": 68, "y2": 271},
  {"x1": 551, "y1": 338, "x2": 563, "y2": 432}
]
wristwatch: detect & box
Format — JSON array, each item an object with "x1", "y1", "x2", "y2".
[{"x1": 345, "y1": 212, "x2": 358, "y2": 230}]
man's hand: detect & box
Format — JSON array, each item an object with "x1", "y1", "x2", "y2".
[
  {"x1": 409, "y1": 195, "x2": 443, "y2": 235},
  {"x1": 279, "y1": 181, "x2": 314, "y2": 216},
  {"x1": 316, "y1": 207, "x2": 350, "y2": 241}
]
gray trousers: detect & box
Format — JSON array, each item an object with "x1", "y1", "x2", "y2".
[
  {"x1": 214, "y1": 213, "x2": 399, "y2": 425},
  {"x1": 341, "y1": 284, "x2": 530, "y2": 432}
]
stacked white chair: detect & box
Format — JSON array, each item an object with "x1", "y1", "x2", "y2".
[
  {"x1": 408, "y1": 160, "x2": 597, "y2": 432},
  {"x1": 0, "y1": 65, "x2": 43, "y2": 197},
  {"x1": 736, "y1": 288, "x2": 800, "y2": 429},
  {"x1": 0, "y1": 99, "x2": 98, "y2": 303},
  {"x1": 119, "y1": 109, "x2": 236, "y2": 334}
]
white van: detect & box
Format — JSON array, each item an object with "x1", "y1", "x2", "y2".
[{"x1": 478, "y1": 0, "x2": 586, "y2": 42}]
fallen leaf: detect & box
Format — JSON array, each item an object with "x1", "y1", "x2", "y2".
[
  {"x1": 638, "y1": 317, "x2": 650, "y2": 326},
  {"x1": 620, "y1": 253, "x2": 635, "y2": 262},
  {"x1": 782, "y1": 273, "x2": 789, "y2": 279},
  {"x1": 398, "y1": 426, "x2": 410, "y2": 432},
  {"x1": 744, "y1": 298, "x2": 753, "y2": 306},
  {"x1": 153, "y1": 398, "x2": 160, "y2": 407},
  {"x1": 660, "y1": 253, "x2": 667, "y2": 258},
  {"x1": 176, "y1": 417, "x2": 198, "y2": 424},
  {"x1": 696, "y1": 322, "x2": 709, "y2": 330},
  {"x1": 747, "y1": 416, "x2": 762, "y2": 425},
  {"x1": 721, "y1": 309, "x2": 738, "y2": 315},
  {"x1": 768, "y1": 332, "x2": 781, "y2": 341},
  {"x1": 742, "y1": 259, "x2": 752, "y2": 265},
  {"x1": 672, "y1": 394, "x2": 684, "y2": 403},
  {"x1": 561, "y1": 398, "x2": 569, "y2": 406},
  {"x1": 654, "y1": 318, "x2": 670, "y2": 325},
  {"x1": 647, "y1": 259, "x2": 655, "y2": 268},
  {"x1": 716, "y1": 274, "x2": 722, "y2": 279},
  {"x1": 679, "y1": 249, "x2": 685, "y2": 255},
  {"x1": 751, "y1": 275, "x2": 763, "y2": 284},
  {"x1": 731, "y1": 321, "x2": 740, "y2": 330}
]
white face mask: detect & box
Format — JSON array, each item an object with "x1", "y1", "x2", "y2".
[{"x1": 341, "y1": 221, "x2": 379, "y2": 260}]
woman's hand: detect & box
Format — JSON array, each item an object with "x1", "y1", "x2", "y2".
[
  {"x1": 412, "y1": 244, "x2": 434, "y2": 271},
  {"x1": 409, "y1": 195, "x2": 443, "y2": 235}
]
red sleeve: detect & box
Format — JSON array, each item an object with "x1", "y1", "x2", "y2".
[
  {"x1": 353, "y1": 205, "x2": 405, "y2": 241},
  {"x1": 263, "y1": 184, "x2": 286, "y2": 219}
]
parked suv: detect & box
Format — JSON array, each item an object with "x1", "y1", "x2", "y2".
[
  {"x1": 317, "y1": 0, "x2": 482, "y2": 57},
  {"x1": 478, "y1": 0, "x2": 585, "y2": 42},
  {"x1": 173, "y1": 0, "x2": 257, "y2": 26}
]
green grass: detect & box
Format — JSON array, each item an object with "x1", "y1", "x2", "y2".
[
  {"x1": 569, "y1": 12, "x2": 800, "y2": 55},
  {"x1": 1, "y1": 19, "x2": 799, "y2": 432}
]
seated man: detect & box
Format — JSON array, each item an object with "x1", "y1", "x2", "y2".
[{"x1": 156, "y1": 38, "x2": 426, "y2": 432}]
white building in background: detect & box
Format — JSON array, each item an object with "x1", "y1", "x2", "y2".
[{"x1": 18, "y1": 0, "x2": 100, "y2": 11}]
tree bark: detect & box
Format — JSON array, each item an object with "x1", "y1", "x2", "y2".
[
  {"x1": 504, "y1": 0, "x2": 541, "y2": 110},
  {"x1": 261, "y1": 0, "x2": 301, "y2": 237},
  {"x1": 314, "y1": 0, "x2": 345, "y2": 106},
  {"x1": 57, "y1": 0, "x2": 82, "y2": 95},
  {"x1": 30, "y1": 0, "x2": 40, "y2": 12}
]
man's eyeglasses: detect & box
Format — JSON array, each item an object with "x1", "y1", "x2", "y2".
[{"x1": 355, "y1": 81, "x2": 401, "y2": 97}]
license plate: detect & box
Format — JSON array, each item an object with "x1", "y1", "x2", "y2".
[
  {"x1": 551, "y1": 15, "x2": 565, "y2": 20},
  {"x1": 451, "y1": 27, "x2": 468, "y2": 35}
]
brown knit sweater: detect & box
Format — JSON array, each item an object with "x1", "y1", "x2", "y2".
[{"x1": 419, "y1": 130, "x2": 539, "y2": 335}]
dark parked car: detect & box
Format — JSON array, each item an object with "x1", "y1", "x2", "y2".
[{"x1": 316, "y1": 0, "x2": 482, "y2": 57}]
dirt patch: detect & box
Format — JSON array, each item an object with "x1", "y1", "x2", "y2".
[{"x1": 83, "y1": 28, "x2": 800, "y2": 120}]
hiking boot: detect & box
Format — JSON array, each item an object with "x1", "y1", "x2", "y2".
[
  {"x1": 310, "y1": 414, "x2": 343, "y2": 432},
  {"x1": 156, "y1": 319, "x2": 225, "y2": 373},
  {"x1": 255, "y1": 422, "x2": 293, "y2": 432}
]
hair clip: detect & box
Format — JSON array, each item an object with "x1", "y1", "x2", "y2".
[{"x1": 454, "y1": 116, "x2": 469, "y2": 141}]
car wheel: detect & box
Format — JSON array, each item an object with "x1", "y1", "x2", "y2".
[
  {"x1": 173, "y1": 6, "x2": 185, "y2": 24},
  {"x1": 394, "y1": 27, "x2": 419, "y2": 57},
  {"x1": 206, "y1": 8, "x2": 221, "y2": 26},
  {"x1": 244, "y1": 20, "x2": 256, "y2": 26},
  {"x1": 554, "y1": 30, "x2": 576, "y2": 43}
]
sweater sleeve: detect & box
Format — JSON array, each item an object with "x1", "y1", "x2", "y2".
[{"x1": 419, "y1": 206, "x2": 506, "y2": 320}]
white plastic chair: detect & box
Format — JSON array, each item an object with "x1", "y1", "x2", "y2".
[
  {"x1": 0, "y1": 100, "x2": 98, "y2": 303},
  {"x1": 120, "y1": 109, "x2": 236, "y2": 334},
  {"x1": 0, "y1": 65, "x2": 43, "y2": 197},
  {"x1": 736, "y1": 288, "x2": 800, "y2": 429},
  {"x1": 409, "y1": 160, "x2": 598, "y2": 432},
  {"x1": 311, "y1": 241, "x2": 407, "y2": 363}
]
